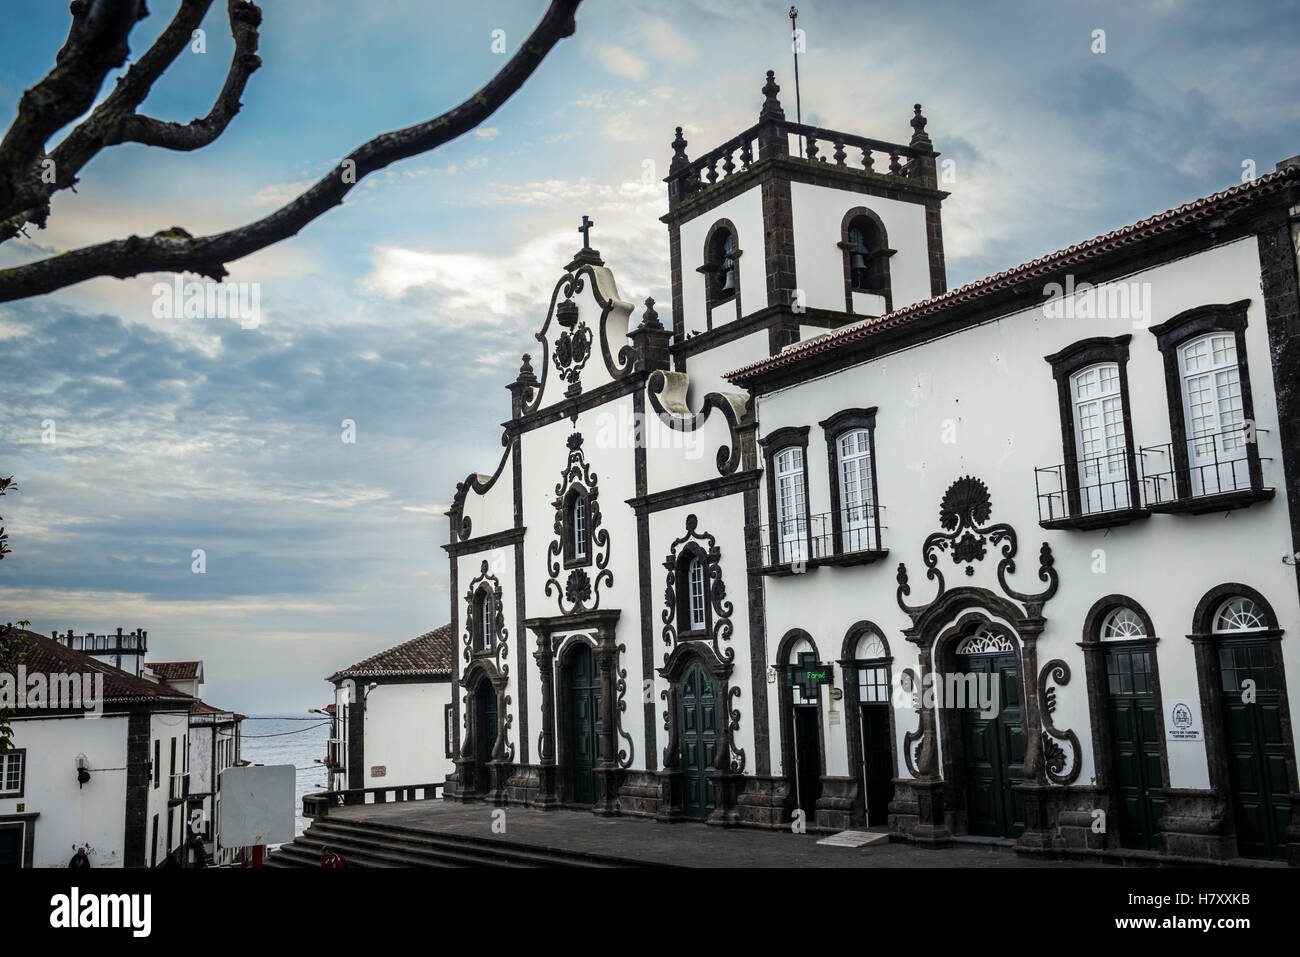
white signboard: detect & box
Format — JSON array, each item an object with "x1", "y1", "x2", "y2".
[
  {"x1": 218, "y1": 764, "x2": 296, "y2": 847},
  {"x1": 1166, "y1": 701, "x2": 1201, "y2": 742}
]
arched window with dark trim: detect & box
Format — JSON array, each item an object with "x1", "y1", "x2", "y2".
[
  {"x1": 474, "y1": 587, "x2": 494, "y2": 652},
  {"x1": 672, "y1": 544, "x2": 712, "y2": 638},
  {"x1": 839, "y1": 208, "x2": 894, "y2": 314},
  {"x1": 563, "y1": 487, "x2": 592, "y2": 567}
]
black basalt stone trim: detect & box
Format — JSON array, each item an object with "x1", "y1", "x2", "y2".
[
  {"x1": 660, "y1": 156, "x2": 947, "y2": 229},
  {"x1": 443, "y1": 526, "x2": 527, "y2": 557},
  {"x1": 1255, "y1": 212, "x2": 1300, "y2": 606},
  {"x1": 739, "y1": 423, "x2": 771, "y2": 777},
  {"x1": 514, "y1": 536, "x2": 529, "y2": 767},
  {"x1": 633, "y1": 388, "x2": 658, "y2": 771},
  {"x1": 123, "y1": 711, "x2": 150, "y2": 868},
  {"x1": 670, "y1": 304, "x2": 846, "y2": 363},
  {"x1": 505, "y1": 374, "x2": 649, "y2": 435},
  {"x1": 761, "y1": 177, "x2": 797, "y2": 309},
  {"x1": 449, "y1": 557, "x2": 460, "y2": 768},
  {"x1": 625, "y1": 469, "x2": 760, "y2": 515},
  {"x1": 347, "y1": 697, "x2": 365, "y2": 791},
  {"x1": 668, "y1": 221, "x2": 685, "y2": 368}
]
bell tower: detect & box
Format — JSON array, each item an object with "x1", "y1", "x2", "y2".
[{"x1": 661, "y1": 70, "x2": 949, "y2": 397}]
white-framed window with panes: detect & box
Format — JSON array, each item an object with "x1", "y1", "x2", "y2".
[
  {"x1": 774, "y1": 447, "x2": 807, "y2": 564},
  {"x1": 1070, "y1": 362, "x2": 1130, "y2": 512},
  {"x1": 1178, "y1": 332, "x2": 1248, "y2": 496},
  {"x1": 477, "y1": 589, "x2": 494, "y2": 651},
  {"x1": 0, "y1": 750, "x2": 24, "y2": 796},
  {"x1": 687, "y1": 556, "x2": 706, "y2": 631},
  {"x1": 837, "y1": 429, "x2": 877, "y2": 551}
]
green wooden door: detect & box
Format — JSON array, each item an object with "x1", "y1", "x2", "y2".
[
  {"x1": 957, "y1": 652, "x2": 1024, "y2": 838},
  {"x1": 567, "y1": 644, "x2": 601, "y2": 805},
  {"x1": 475, "y1": 682, "x2": 497, "y2": 791},
  {"x1": 1219, "y1": 641, "x2": 1292, "y2": 860},
  {"x1": 1105, "y1": 645, "x2": 1165, "y2": 849},
  {"x1": 680, "y1": 663, "x2": 717, "y2": 819},
  {"x1": 0, "y1": 826, "x2": 21, "y2": 869}
]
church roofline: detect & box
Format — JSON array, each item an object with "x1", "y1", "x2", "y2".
[{"x1": 726, "y1": 163, "x2": 1300, "y2": 388}]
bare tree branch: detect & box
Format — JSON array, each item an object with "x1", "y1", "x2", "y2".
[
  {"x1": 115, "y1": 0, "x2": 262, "y2": 151},
  {"x1": 0, "y1": 0, "x2": 145, "y2": 206},
  {"x1": 0, "y1": 0, "x2": 582, "y2": 302},
  {"x1": 0, "y1": 0, "x2": 262, "y2": 243}
]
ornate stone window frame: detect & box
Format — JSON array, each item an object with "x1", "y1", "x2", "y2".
[
  {"x1": 1148, "y1": 300, "x2": 1270, "y2": 510},
  {"x1": 819, "y1": 406, "x2": 885, "y2": 561},
  {"x1": 1042, "y1": 334, "x2": 1146, "y2": 529}
]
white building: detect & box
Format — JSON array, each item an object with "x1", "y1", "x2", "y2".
[
  {"x1": 0, "y1": 630, "x2": 193, "y2": 867},
  {"x1": 142, "y1": 659, "x2": 243, "y2": 866},
  {"x1": 325, "y1": 625, "x2": 455, "y2": 793},
  {"x1": 443, "y1": 71, "x2": 1300, "y2": 864}
]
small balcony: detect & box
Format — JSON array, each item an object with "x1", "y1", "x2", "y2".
[
  {"x1": 758, "y1": 507, "x2": 888, "y2": 575},
  {"x1": 1141, "y1": 427, "x2": 1273, "y2": 515},
  {"x1": 1034, "y1": 454, "x2": 1149, "y2": 530},
  {"x1": 169, "y1": 771, "x2": 189, "y2": 802},
  {"x1": 325, "y1": 739, "x2": 345, "y2": 770}
]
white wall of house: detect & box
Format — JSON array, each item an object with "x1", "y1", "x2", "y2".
[
  {"x1": 2, "y1": 713, "x2": 130, "y2": 868},
  {"x1": 361, "y1": 681, "x2": 454, "y2": 788}
]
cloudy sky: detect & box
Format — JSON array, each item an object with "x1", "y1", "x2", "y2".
[{"x1": 1, "y1": 0, "x2": 1297, "y2": 715}]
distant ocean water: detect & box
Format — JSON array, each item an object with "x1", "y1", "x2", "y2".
[{"x1": 237, "y1": 715, "x2": 331, "y2": 840}]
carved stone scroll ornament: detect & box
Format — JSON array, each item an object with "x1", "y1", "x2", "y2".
[
  {"x1": 897, "y1": 475, "x2": 1058, "y2": 617},
  {"x1": 1038, "y1": 659, "x2": 1082, "y2": 785},
  {"x1": 615, "y1": 643, "x2": 634, "y2": 769}
]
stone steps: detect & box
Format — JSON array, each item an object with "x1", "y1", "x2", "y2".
[{"x1": 266, "y1": 814, "x2": 646, "y2": 868}]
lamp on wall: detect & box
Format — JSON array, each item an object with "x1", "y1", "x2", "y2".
[{"x1": 75, "y1": 754, "x2": 91, "y2": 788}]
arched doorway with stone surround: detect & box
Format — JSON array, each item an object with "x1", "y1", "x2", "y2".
[
  {"x1": 930, "y1": 609, "x2": 1030, "y2": 839},
  {"x1": 1188, "y1": 583, "x2": 1297, "y2": 861},
  {"x1": 840, "y1": 621, "x2": 898, "y2": 828}
]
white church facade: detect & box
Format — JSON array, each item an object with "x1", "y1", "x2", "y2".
[{"x1": 444, "y1": 71, "x2": 1300, "y2": 864}]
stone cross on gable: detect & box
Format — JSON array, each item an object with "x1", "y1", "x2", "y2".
[
  {"x1": 578, "y1": 214, "x2": 596, "y2": 249},
  {"x1": 787, "y1": 651, "x2": 833, "y2": 700}
]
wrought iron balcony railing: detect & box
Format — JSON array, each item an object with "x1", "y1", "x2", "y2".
[
  {"x1": 758, "y1": 507, "x2": 887, "y2": 571},
  {"x1": 1140, "y1": 426, "x2": 1272, "y2": 512},
  {"x1": 1034, "y1": 453, "x2": 1144, "y2": 528}
]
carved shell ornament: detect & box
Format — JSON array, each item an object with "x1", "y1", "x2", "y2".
[
  {"x1": 939, "y1": 475, "x2": 992, "y2": 531},
  {"x1": 897, "y1": 474, "x2": 1059, "y2": 617}
]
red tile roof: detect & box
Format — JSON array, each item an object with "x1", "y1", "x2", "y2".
[
  {"x1": 328, "y1": 624, "x2": 453, "y2": 681},
  {"x1": 146, "y1": 661, "x2": 201, "y2": 680},
  {"x1": 4, "y1": 629, "x2": 193, "y2": 707},
  {"x1": 727, "y1": 165, "x2": 1300, "y2": 383}
]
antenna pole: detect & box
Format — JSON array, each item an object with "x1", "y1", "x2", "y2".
[{"x1": 789, "y1": 6, "x2": 803, "y2": 157}]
